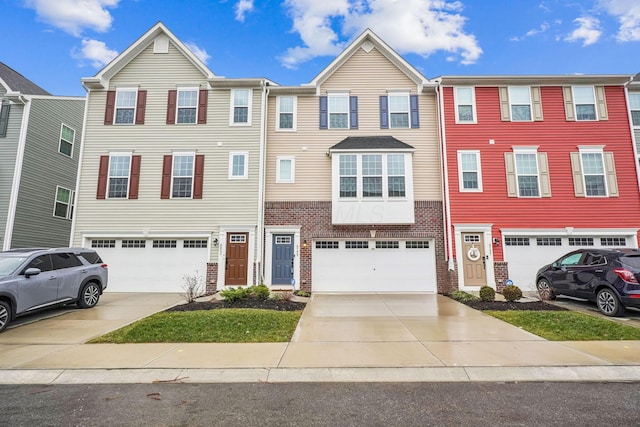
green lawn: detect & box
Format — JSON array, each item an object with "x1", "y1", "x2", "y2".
[
  {"x1": 485, "y1": 310, "x2": 640, "y2": 341},
  {"x1": 89, "y1": 309, "x2": 303, "y2": 343}
]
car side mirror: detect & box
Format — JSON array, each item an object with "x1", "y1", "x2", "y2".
[{"x1": 24, "y1": 268, "x2": 41, "y2": 278}]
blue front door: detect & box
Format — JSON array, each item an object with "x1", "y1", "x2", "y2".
[{"x1": 272, "y1": 234, "x2": 294, "y2": 285}]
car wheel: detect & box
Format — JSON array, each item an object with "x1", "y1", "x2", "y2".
[
  {"x1": 78, "y1": 282, "x2": 101, "y2": 309},
  {"x1": 596, "y1": 288, "x2": 625, "y2": 317},
  {"x1": 0, "y1": 301, "x2": 11, "y2": 333},
  {"x1": 536, "y1": 279, "x2": 556, "y2": 300}
]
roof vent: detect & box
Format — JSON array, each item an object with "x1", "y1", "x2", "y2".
[{"x1": 154, "y1": 35, "x2": 169, "y2": 54}]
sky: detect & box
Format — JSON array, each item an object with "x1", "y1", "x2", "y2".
[{"x1": 1, "y1": 0, "x2": 639, "y2": 96}]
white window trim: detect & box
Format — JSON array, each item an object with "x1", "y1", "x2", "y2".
[
  {"x1": 171, "y1": 152, "x2": 195, "y2": 199},
  {"x1": 328, "y1": 91, "x2": 350, "y2": 129},
  {"x1": 578, "y1": 145, "x2": 608, "y2": 197},
  {"x1": 114, "y1": 88, "x2": 138, "y2": 126},
  {"x1": 338, "y1": 153, "x2": 409, "y2": 200},
  {"x1": 508, "y1": 86, "x2": 533, "y2": 122},
  {"x1": 53, "y1": 185, "x2": 74, "y2": 220},
  {"x1": 58, "y1": 123, "x2": 75, "y2": 158},
  {"x1": 457, "y1": 150, "x2": 482, "y2": 192},
  {"x1": 629, "y1": 92, "x2": 640, "y2": 128},
  {"x1": 276, "y1": 96, "x2": 297, "y2": 131},
  {"x1": 230, "y1": 89, "x2": 252, "y2": 126},
  {"x1": 453, "y1": 87, "x2": 476, "y2": 124},
  {"x1": 229, "y1": 151, "x2": 249, "y2": 180},
  {"x1": 107, "y1": 152, "x2": 132, "y2": 199},
  {"x1": 176, "y1": 87, "x2": 199, "y2": 125},
  {"x1": 572, "y1": 86, "x2": 598, "y2": 121},
  {"x1": 387, "y1": 91, "x2": 411, "y2": 129},
  {"x1": 276, "y1": 156, "x2": 295, "y2": 183},
  {"x1": 513, "y1": 147, "x2": 541, "y2": 198}
]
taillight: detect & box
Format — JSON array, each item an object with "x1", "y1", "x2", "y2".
[
  {"x1": 101, "y1": 263, "x2": 108, "y2": 269},
  {"x1": 613, "y1": 268, "x2": 639, "y2": 284}
]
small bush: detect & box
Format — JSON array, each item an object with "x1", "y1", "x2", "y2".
[
  {"x1": 502, "y1": 285, "x2": 523, "y2": 302},
  {"x1": 251, "y1": 284, "x2": 271, "y2": 300},
  {"x1": 269, "y1": 291, "x2": 293, "y2": 301},
  {"x1": 451, "y1": 290, "x2": 479, "y2": 302},
  {"x1": 294, "y1": 290, "x2": 311, "y2": 298},
  {"x1": 220, "y1": 287, "x2": 251, "y2": 302},
  {"x1": 479, "y1": 286, "x2": 496, "y2": 302},
  {"x1": 181, "y1": 270, "x2": 205, "y2": 303}
]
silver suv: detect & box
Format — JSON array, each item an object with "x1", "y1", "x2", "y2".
[{"x1": 0, "y1": 248, "x2": 108, "y2": 332}]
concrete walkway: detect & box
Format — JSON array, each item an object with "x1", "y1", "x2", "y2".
[{"x1": 0, "y1": 293, "x2": 639, "y2": 384}]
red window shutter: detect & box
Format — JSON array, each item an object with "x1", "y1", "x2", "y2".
[
  {"x1": 128, "y1": 155, "x2": 141, "y2": 199},
  {"x1": 161, "y1": 155, "x2": 172, "y2": 199},
  {"x1": 135, "y1": 90, "x2": 147, "y2": 125},
  {"x1": 166, "y1": 90, "x2": 177, "y2": 124},
  {"x1": 193, "y1": 154, "x2": 205, "y2": 199},
  {"x1": 97, "y1": 156, "x2": 109, "y2": 199},
  {"x1": 104, "y1": 91, "x2": 116, "y2": 125},
  {"x1": 197, "y1": 89, "x2": 208, "y2": 124}
]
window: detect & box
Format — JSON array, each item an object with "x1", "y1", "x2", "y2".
[
  {"x1": 508, "y1": 87, "x2": 532, "y2": 121},
  {"x1": 51, "y1": 253, "x2": 83, "y2": 269},
  {"x1": 339, "y1": 154, "x2": 357, "y2": 198},
  {"x1": 387, "y1": 154, "x2": 405, "y2": 197},
  {"x1": 24, "y1": 255, "x2": 52, "y2": 273},
  {"x1": 231, "y1": 89, "x2": 251, "y2": 124},
  {"x1": 570, "y1": 148, "x2": 617, "y2": 197},
  {"x1": 537, "y1": 237, "x2": 562, "y2": 246},
  {"x1": 505, "y1": 237, "x2": 530, "y2": 246},
  {"x1": 630, "y1": 93, "x2": 640, "y2": 127},
  {"x1": 172, "y1": 154, "x2": 195, "y2": 198},
  {"x1": 345, "y1": 241, "x2": 369, "y2": 249},
  {"x1": 277, "y1": 96, "x2": 296, "y2": 130},
  {"x1": 59, "y1": 124, "x2": 75, "y2": 157},
  {"x1": 153, "y1": 240, "x2": 177, "y2": 248},
  {"x1": 275, "y1": 236, "x2": 292, "y2": 244},
  {"x1": 0, "y1": 101, "x2": 10, "y2": 137},
  {"x1": 276, "y1": 157, "x2": 295, "y2": 183},
  {"x1": 91, "y1": 239, "x2": 115, "y2": 248},
  {"x1": 454, "y1": 87, "x2": 475, "y2": 123},
  {"x1": 54, "y1": 186, "x2": 74, "y2": 219},
  {"x1": 388, "y1": 93, "x2": 410, "y2": 128},
  {"x1": 581, "y1": 151, "x2": 607, "y2": 196},
  {"x1": 316, "y1": 241, "x2": 339, "y2": 249},
  {"x1": 184, "y1": 240, "x2": 207, "y2": 248},
  {"x1": 457, "y1": 151, "x2": 482, "y2": 191},
  {"x1": 376, "y1": 241, "x2": 399, "y2": 249},
  {"x1": 122, "y1": 240, "x2": 146, "y2": 248},
  {"x1": 328, "y1": 93, "x2": 349, "y2": 129},
  {"x1": 601, "y1": 237, "x2": 626, "y2": 246},
  {"x1": 362, "y1": 154, "x2": 382, "y2": 197},
  {"x1": 568, "y1": 237, "x2": 594, "y2": 246},
  {"x1": 229, "y1": 152, "x2": 248, "y2": 179},
  {"x1": 406, "y1": 241, "x2": 430, "y2": 249},
  {"x1": 573, "y1": 86, "x2": 597, "y2": 121},
  {"x1": 514, "y1": 151, "x2": 540, "y2": 197},
  {"x1": 560, "y1": 252, "x2": 584, "y2": 265},
  {"x1": 338, "y1": 153, "x2": 408, "y2": 199},
  {"x1": 115, "y1": 89, "x2": 137, "y2": 124},
  {"x1": 230, "y1": 234, "x2": 246, "y2": 243},
  {"x1": 108, "y1": 154, "x2": 131, "y2": 199},
  {"x1": 177, "y1": 88, "x2": 198, "y2": 124}
]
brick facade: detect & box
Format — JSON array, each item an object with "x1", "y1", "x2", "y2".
[
  {"x1": 206, "y1": 262, "x2": 218, "y2": 294},
  {"x1": 493, "y1": 261, "x2": 509, "y2": 293},
  {"x1": 264, "y1": 200, "x2": 452, "y2": 294}
]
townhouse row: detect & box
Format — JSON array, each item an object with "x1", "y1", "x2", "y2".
[{"x1": 3, "y1": 22, "x2": 639, "y2": 295}]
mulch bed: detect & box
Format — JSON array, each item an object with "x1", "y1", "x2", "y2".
[
  {"x1": 166, "y1": 298, "x2": 307, "y2": 312},
  {"x1": 460, "y1": 300, "x2": 567, "y2": 311}
]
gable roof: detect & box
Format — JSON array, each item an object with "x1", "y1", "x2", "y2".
[
  {"x1": 82, "y1": 22, "x2": 215, "y2": 90},
  {"x1": 329, "y1": 136, "x2": 415, "y2": 152},
  {"x1": 0, "y1": 62, "x2": 51, "y2": 95},
  {"x1": 308, "y1": 28, "x2": 432, "y2": 91}
]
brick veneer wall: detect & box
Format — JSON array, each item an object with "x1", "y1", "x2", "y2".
[
  {"x1": 264, "y1": 200, "x2": 452, "y2": 294},
  {"x1": 493, "y1": 261, "x2": 509, "y2": 293},
  {"x1": 206, "y1": 262, "x2": 218, "y2": 294}
]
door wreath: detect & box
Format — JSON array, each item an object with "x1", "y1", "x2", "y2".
[{"x1": 467, "y1": 247, "x2": 481, "y2": 261}]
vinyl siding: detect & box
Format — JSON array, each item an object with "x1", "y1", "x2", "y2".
[
  {"x1": 72, "y1": 42, "x2": 263, "y2": 263},
  {"x1": 11, "y1": 98, "x2": 85, "y2": 247},
  {"x1": 0, "y1": 90, "x2": 23, "y2": 249},
  {"x1": 265, "y1": 46, "x2": 441, "y2": 201}
]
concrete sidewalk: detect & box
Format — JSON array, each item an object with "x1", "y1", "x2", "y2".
[{"x1": 0, "y1": 293, "x2": 639, "y2": 384}]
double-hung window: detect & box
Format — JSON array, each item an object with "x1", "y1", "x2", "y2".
[
  {"x1": 362, "y1": 155, "x2": 383, "y2": 197},
  {"x1": 580, "y1": 149, "x2": 607, "y2": 196},
  {"x1": 630, "y1": 92, "x2": 640, "y2": 127},
  {"x1": 457, "y1": 151, "x2": 482, "y2": 191},
  {"x1": 276, "y1": 156, "x2": 295, "y2": 183},
  {"x1": 339, "y1": 155, "x2": 357, "y2": 197},
  {"x1": 114, "y1": 89, "x2": 137, "y2": 124},
  {"x1": 231, "y1": 89, "x2": 251, "y2": 125},
  {"x1": 387, "y1": 154, "x2": 406, "y2": 197},
  {"x1": 454, "y1": 87, "x2": 475, "y2": 123},
  {"x1": 177, "y1": 88, "x2": 198, "y2": 124},
  {"x1": 107, "y1": 154, "x2": 131, "y2": 198},
  {"x1": 328, "y1": 93, "x2": 349, "y2": 129},
  {"x1": 338, "y1": 153, "x2": 408, "y2": 199},
  {"x1": 388, "y1": 93, "x2": 410, "y2": 128},
  {"x1": 514, "y1": 150, "x2": 540, "y2": 197},
  {"x1": 229, "y1": 152, "x2": 248, "y2": 179},
  {"x1": 172, "y1": 154, "x2": 195, "y2": 198},
  {"x1": 59, "y1": 124, "x2": 75, "y2": 157},
  {"x1": 573, "y1": 86, "x2": 597, "y2": 121},
  {"x1": 54, "y1": 186, "x2": 74, "y2": 219},
  {"x1": 509, "y1": 87, "x2": 532, "y2": 121},
  {"x1": 277, "y1": 96, "x2": 296, "y2": 130}
]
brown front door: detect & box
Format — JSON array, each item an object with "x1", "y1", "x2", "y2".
[
  {"x1": 225, "y1": 233, "x2": 248, "y2": 286},
  {"x1": 461, "y1": 233, "x2": 486, "y2": 286}
]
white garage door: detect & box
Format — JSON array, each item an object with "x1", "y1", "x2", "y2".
[
  {"x1": 503, "y1": 235, "x2": 631, "y2": 292},
  {"x1": 312, "y1": 239, "x2": 437, "y2": 292},
  {"x1": 91, "y1": 238, "x2": 210, "y2": 292}
]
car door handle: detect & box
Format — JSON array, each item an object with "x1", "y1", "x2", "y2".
[{"x1": 594, "y1": 269, "x2": 604, "y2": 273}]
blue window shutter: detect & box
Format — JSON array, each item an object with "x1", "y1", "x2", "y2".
[
  {"x1": 349, "y1": 96, "x2": 358, "y2": 129},
  {"x1": 379, "y1": 96, "x2": 389, "y2": 129},
  {"x1": 319, "y1": 96, "x2": 328, "y2": 129},
  {"x1": 410, "y1": 95, "x2": 420, "y2": 128}
]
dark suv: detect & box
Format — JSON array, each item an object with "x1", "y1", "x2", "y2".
[
  {"x1": 0, "y1": 248, "x2": 108, "y2": 332},
  {"x1": 536, "y1": 248, "x2": 640, "y2": 316}
]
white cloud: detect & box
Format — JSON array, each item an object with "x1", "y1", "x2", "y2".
[
  {"x1": 511, "y1": 22, "x2": 550, "y2": 41},
  {"x1": 235, "y1": 0, "x2": 254, "y2": 22},
  {"x1": 72, "y1": 39, "x2": 118, "y2": 68},
  {"x1": 598, "y1": 0, "x2": 640, "y2": 42},
  {"x1": 280, "y1": 0, "x2": 481, "y2": 69},
  {"x1": 24, "y1": 0, "x2": 119, "y2": 36},
  {"x1": 565, "y1": 16, "x2": 602, "y2": 46},
  {"x1": 185, "y1": 42, "x2": 212, "y2": 64}
]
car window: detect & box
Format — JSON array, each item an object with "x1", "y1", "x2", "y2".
[
  {"x1": 79, "y1": 251, "x2": 102, "y2": 264},
  {"x1": 0, "y1": 256, "x2": 27, "y2": 276},
  {"x1": 23, "y1": 255, "x2": 53, "y2": 273},
  {"x1": 583, "y1": 253, "x2": 606, "y2": 266},
  {"x1": 559, "y1": 252, "x2": 583, "y2": 267},
  {"x1": 51, "y1": 253, "x2": 83, "y2": 270},
  {"x1": 620, "y1": 255, "x2": 640, "y2": 269}
]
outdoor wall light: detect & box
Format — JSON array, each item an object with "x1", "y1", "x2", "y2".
[
  {"x1": 303, "y1": 240, "x2": 308, "y2": 248},
  {"x1": 213, "y1": 238, "x2": 219, "y2": 246}
]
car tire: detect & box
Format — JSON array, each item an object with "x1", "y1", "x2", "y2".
[
  {"x1": 0, "y1": 300, "x2": 11, "y2": 333},
  {"x1": 536, "y1": 278, "x2": 556, "y2": 300},
  {"x1": 78, "y1": 282, "x2": 101, "y2": 309},
  {"x1": 596, "y1": 288, "x2": 625, "y2": 317}
]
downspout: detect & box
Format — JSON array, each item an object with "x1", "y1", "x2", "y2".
[
  {"x1": 69, "y1": 88, "x2": 91, "y2": 247},
  {"x1": 256, "y1": 80, "x2": 269, "y2": 284},
  {"x1": 436, "y1": 82, "x2": 455, "y2": 271},
  {"x1": 3, "y1": 96, "x2": 31, "y2": 251}
]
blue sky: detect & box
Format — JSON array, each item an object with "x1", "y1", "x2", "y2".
[{"x1": 2, "y1": 0, "x2": 639, "y2": 96}]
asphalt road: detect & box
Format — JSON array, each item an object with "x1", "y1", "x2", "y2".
[{"x1": 1, "y1": 382, "x2": 639, "y2": 426}]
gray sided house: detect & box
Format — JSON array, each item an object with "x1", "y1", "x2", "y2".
[{"x1": 0, "y1": 62, "x2": 85, "y2": 250}]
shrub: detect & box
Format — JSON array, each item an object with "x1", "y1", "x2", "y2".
[
  {"x1": 269, "y1": 291, "x2": 293, "y2": 301},
  {"x1": 181, "y1": 271, "x2": 204, "y2": 303},
  {"x1": 251, "y1": 284, "x2": 271, "y2": 300},
  {"x1": 294, "y1": 290, "x2": 311, "y2": 298},
  {"x1": 502, "y1": 285, "x2": 523, "y2": 302},
  {"x1": 479, "y1": 286, "x2": 495, "y2": 302},
  {"x1": 451, "y1": 290, "x2": 479, "y2": 302},
  {"x1": 220, "y1": 287, "x2": 251, "y2": 302}
]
